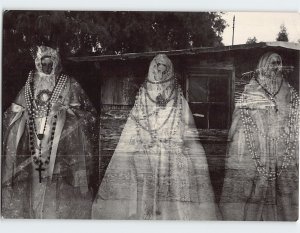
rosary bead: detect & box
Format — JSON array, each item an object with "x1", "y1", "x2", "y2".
[
  {"x1": 25, "y1": 73, "x2": 67, "y2": 173},
  {"x1": 240, "y1": 86, "x2": 298, "y2": 181}
]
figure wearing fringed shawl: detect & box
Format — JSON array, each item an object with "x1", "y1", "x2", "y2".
[
  {"x1": 220, "y1": 52, "x2": 299, "y2": 221},
  {"x1": 92, "y1": 54, "x2": 219, "y2": 220},
  {"x1": 2, "y1": 46, "x2": 98, "y2": 219}
]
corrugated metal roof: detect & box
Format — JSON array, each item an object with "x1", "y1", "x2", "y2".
[{"x1": 68, "y1": 42, "x2": 300, "y2": 62}]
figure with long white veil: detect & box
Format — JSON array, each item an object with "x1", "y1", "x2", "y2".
[
  {"x1": 92, "y1": 54, "x2": 219, "y2": 220},
  {"x1": 220, "y1": 52, "x2": 299, "y2": 221}
]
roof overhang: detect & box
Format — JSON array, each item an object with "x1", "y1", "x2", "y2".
[{"x1": 67, "y1": 42, "x2": 300, "y2": 62}]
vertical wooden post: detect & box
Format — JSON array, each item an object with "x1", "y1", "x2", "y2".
[{"x1": 232, "y1": 15, "x2": 235, "y2": 46}]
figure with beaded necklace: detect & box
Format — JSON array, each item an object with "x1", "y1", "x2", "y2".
[
  {"x1": 2, "y1": 45, "x2": 98, "y2": 219},
  {"x1": 92, "y1": 54, "x2": 219, "y2": 220},
  {"x1": 220, "y1": 52, "x2": 299, "y2": 221}
]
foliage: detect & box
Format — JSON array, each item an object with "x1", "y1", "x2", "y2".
[
  {"x1": 3, "y1": 11, "x2": 227, "y2": 58},
  {"x1": 276, "y1": 24, "x2": 289, "y2": 42},
  {"x1": 246, "y1": 36, "x2": 257, "y2": 44}
]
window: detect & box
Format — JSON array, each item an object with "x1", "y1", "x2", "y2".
[{"x1": 186, "y1": 69, "x2": 233, "y2": 129}]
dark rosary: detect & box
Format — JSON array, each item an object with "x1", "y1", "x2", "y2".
[
  {"x1": 255, "y1": 77, "x2": 283, "y2": 112},
  {"x1": 25, "y1": 71, "x2": 67, "y2": 183}
]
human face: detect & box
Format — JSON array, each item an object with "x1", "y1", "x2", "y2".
[
  {"x1": 155, "y1": 62, "x2": 167, "y2": 81},
  {"x1": 267, "y1": 56, "x2": 282, "y2": 76},
  {"x1": 157, "y1": 62, "x2": 167, "y2": 73},
  {"x1": 41, "y1": 56, "x2": 53, "y2": 75}
]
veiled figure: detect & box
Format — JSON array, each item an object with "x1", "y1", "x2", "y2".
[
  {"x1": 220, "y1": 52, "x2": 299, "y2": 221},
  {"x1": 2, "y1": 45, "x2": 97, "y2": 219},
  {"x1": 92, "y1": 54, "x2": 219, "y2": 220}
]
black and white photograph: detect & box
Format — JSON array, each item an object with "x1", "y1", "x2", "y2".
[{"x1": 0, "y1": 2, "x2": 299, "y2": 226}]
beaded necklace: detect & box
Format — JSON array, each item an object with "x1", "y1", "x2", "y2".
[
  {"x1": 146, "y1": 76, "x2": 174, "y2": 84},
  {"x1": 24, "y1": 70, "x2": 67, "y2": 182},
  {"x1": 240, "y1": 85, "x2": 299, "y2": 181},
  {"x1": 255, "y1": 76, "x2": 283, "y2": 112},
  {"x1": 144, "y1": 79, "x2": 177, "y2": 108},
  {"x1": 131, "y1": 80, "x2": 178, "y2": 131},
  {"x1": 145, "y1": 87, "x2": 178, "y2": 143},
  {"x1": 135, "y1": 89, "x2": 181, "y2": 147},
  {"x1": 132, "y1": 84, "x2": 184, "y2": 205}
]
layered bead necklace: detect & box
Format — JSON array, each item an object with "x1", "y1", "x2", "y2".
[
  {"x1": 131, "y1": 77, "x2": 182, "y2": 146},
  {"x1": 146, "y1": 76, "x2": 174, "y2": 84},
  {"x1": 24, "y1": 70, "x2": 67, "y2": 182},
  {"x1": 240, "y1": 84, "x2": 299, "y2": 181},
  {"x1": 255, "y1": 75, "x2": 283, "y2": 112}
]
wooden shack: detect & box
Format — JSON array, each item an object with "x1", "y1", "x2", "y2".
[{"x1": 67, "y1": 42, "x2": 300, "y2": 200}]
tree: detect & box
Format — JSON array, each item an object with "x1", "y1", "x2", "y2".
[
  {"x1": 276, "y1": 24, "x2": 289, "y2": 42},
  {"x1": 246, "y1": 36, "x2": 257, "y2": 44},
  {"x1": 3, "y1": 11, "x2": 227, "y2": 58}
]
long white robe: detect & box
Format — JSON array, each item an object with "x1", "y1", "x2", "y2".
[{"x1": 92, "y1": 85, "x2": 219, "y2": 220}]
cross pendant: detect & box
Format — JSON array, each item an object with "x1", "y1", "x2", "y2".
[{"x1": 35, "y1": 163, "x2": 45, "y2": 183}]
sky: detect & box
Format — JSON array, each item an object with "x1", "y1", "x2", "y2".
[{"x1": 221, "y1": 12, "x2": 300, "y2": 45}]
